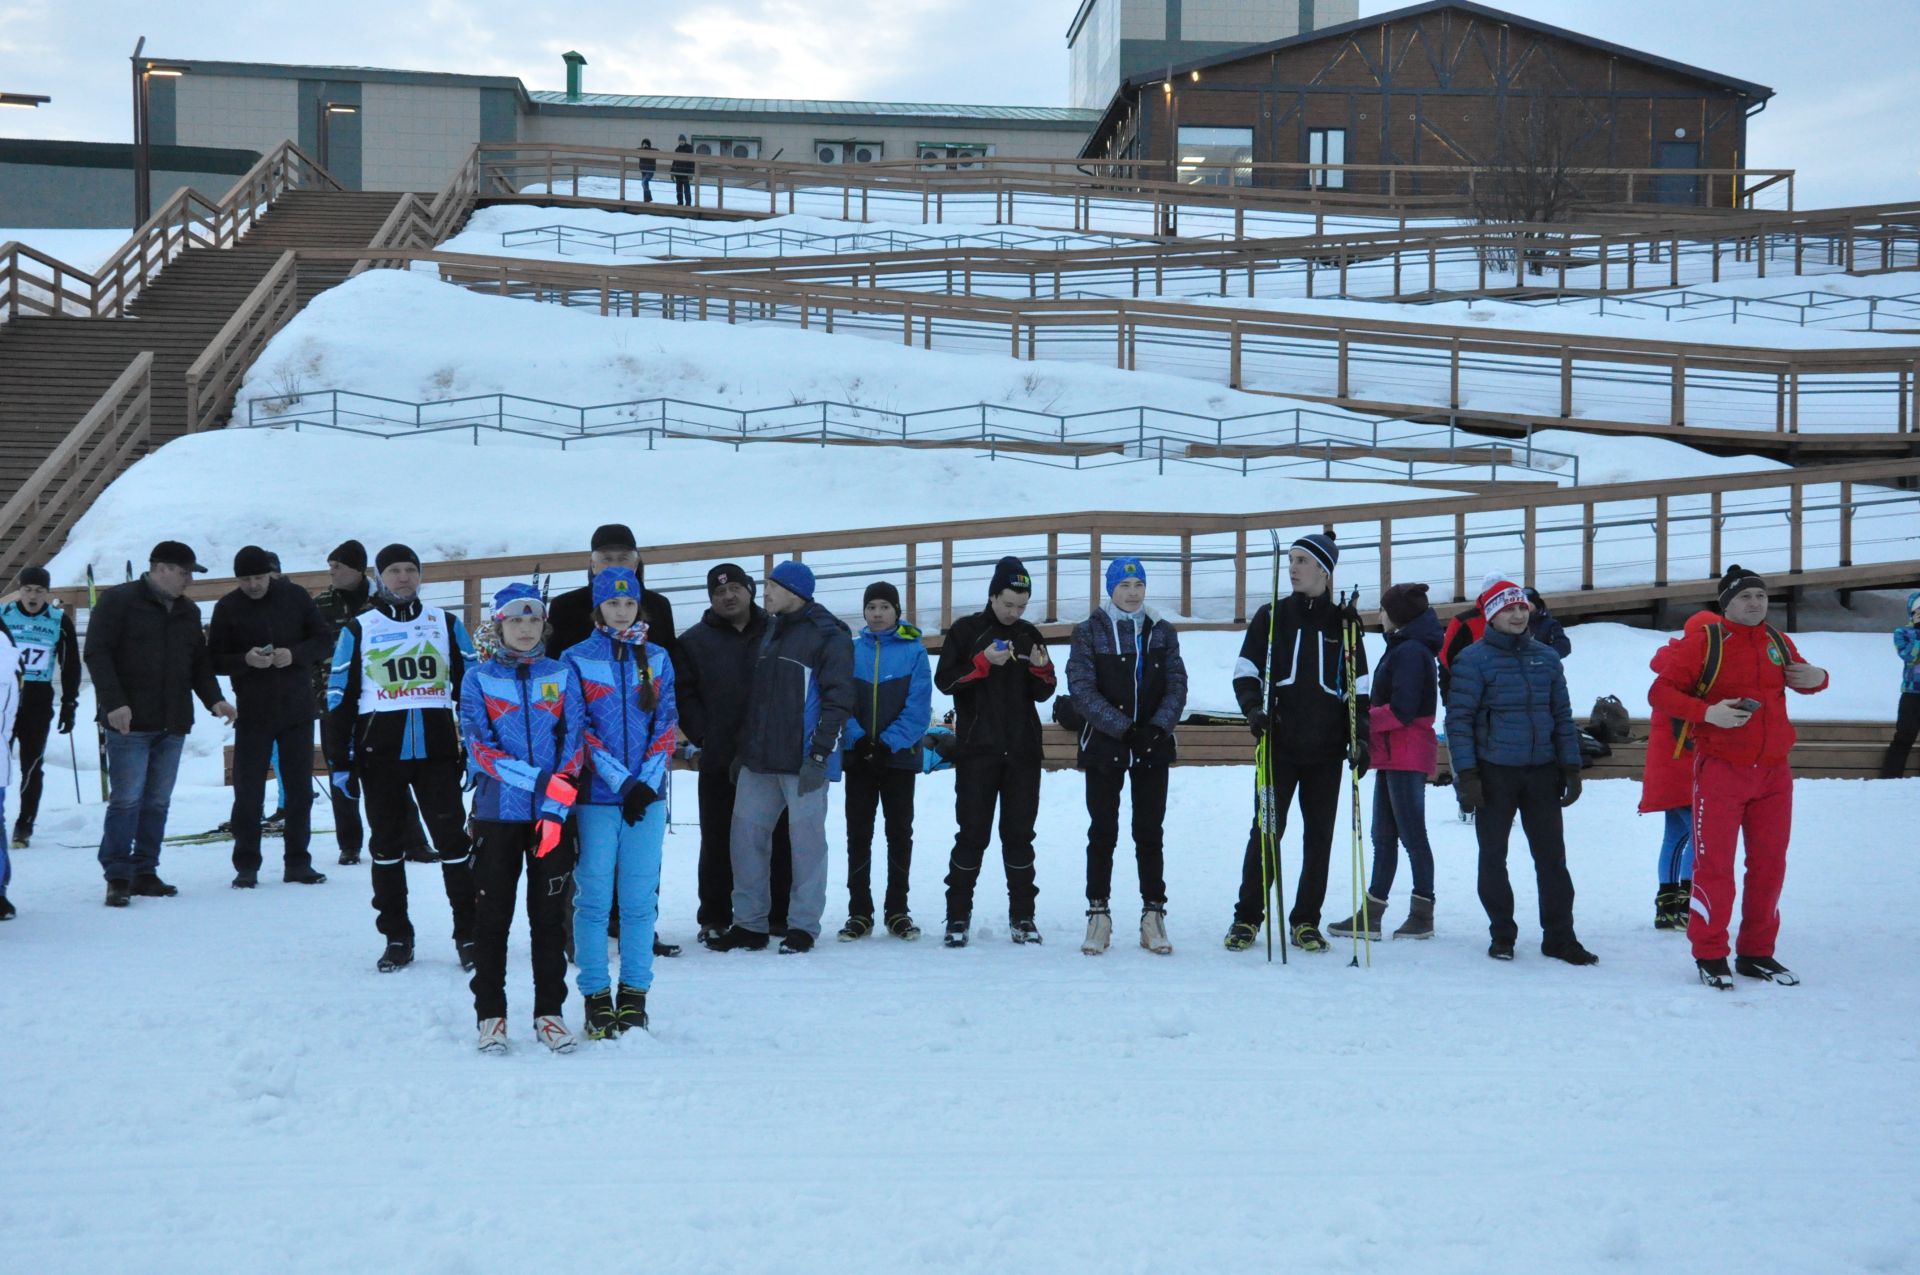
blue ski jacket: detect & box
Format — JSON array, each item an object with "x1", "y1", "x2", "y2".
[
  {"x1": 459, "y1": 653, "x2": 586, "y2": 823},
  {"x1": 563, "y1": 629, "x2": 679, "y2": 805}
]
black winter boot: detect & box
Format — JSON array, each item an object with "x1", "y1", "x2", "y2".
[
  {"x1": 583, "y1": 990, "x2": 616, "y2": 1039},
  {"x1": 615, "y1": 986, "x2": 650, "y2": 1032}
]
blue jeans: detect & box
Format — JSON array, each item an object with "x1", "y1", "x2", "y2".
[
  {"x1": 1367, "y1": 769, "x2": 1435, "y2": 901},
  {"x1": 1659, "y1": 807, "x2": 1694, "y2": 884},
  {"x1": 98, "y1": 730, "x2": 186, "y2": 882},
  {"x1": 574, "y1": 802, "x2": 666, "y2": 996}
]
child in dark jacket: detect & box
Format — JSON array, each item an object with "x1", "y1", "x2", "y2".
[
  {"x1": 1882, "y1": 590, "x2": 1920, "y2": 778},
  {"x1": 1446, "y1": 575, "x2": 1595, "y2": 965},
  {"x1": 1066, "y1": 557, "x2": 1188, "y2": 956},
  {"x1": 459, "y1": 583, "x2": 586, "y2": 1055},
  {"x1": 1331, "y1": 582, "x2": 1440, "y2": 943},
  {"x1": 839, "y1": 581, "x2": 933, "y2": 942},
  {"x1": 932, "y1": 555, "x2": 1056, "y2": 947}
]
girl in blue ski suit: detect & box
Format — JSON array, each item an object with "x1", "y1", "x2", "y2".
[
  {"x1": 459, "y1": 582, "x2": 586, "y2": 1054},
  {"x1": 563, "y1": 566, "x2": 678, "y2": 1038}
]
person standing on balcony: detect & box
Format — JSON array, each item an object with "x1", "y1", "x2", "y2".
[
  {"x1": 639, "y1": 138, "x2": 657, "y2": 203},
  {"x1": 671, "y1": 135, "x2": 695, "y2": 206},
  {"x1": 85, "y1": 542, "x2": 237, "y2": 907},
  {"x1": 3, "y1": 566, "x2": 81, "y2": 850},
  {"x1": 207, "y1": 544, "x2": 332, "y2": 890}
]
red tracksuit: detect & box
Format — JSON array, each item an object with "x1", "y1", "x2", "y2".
[{"x1": 1648, "y1": 619, "x2": 1826, "y2": 961}]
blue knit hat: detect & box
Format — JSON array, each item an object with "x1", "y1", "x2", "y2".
[
  {"x1": 1105, "y1": 556, "x2": 1146, "y2": 595},
  {"x1": 491, "y1": 581, "x2": 546, "y2": 621},
  {"x1": 1291, "y1": 531, "x2": 1338, "y2": 578},
  {"x1": 770, "y1": 559, "x2": 815, "y2": 602},
  {"x1": 592, "y1": 566, "x2": 642, "y2": 608}
]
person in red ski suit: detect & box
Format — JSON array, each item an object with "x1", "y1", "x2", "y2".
[{"x1": 1647, "y1": 566, "x2": 1827, "y2": 988}]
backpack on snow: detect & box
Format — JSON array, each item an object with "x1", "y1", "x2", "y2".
[{"x1": 1670, "y1": 622, "x2": 1793, "y2": 759}]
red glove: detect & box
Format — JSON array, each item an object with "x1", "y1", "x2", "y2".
[
  {"x1": 535, "y1": 817, "x2": 564, "y2": 858},
  {"x1": 541, "y1": 772, "x2": 578, "y2": 811}
]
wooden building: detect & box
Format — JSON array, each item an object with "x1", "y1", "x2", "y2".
[{"x1": 1078, "y1": 0, "x2": 1775, "y2": 203}]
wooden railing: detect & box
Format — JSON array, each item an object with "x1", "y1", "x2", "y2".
[
  {"x1": 0, "y1": 140, "x2": 340, "y2": 323},
  {"x1": 351, "y1": 145, "x2": 484, "y2": 278},
  {"x1": 56, "y1": 457, "x2": 1914, "y2": 635},
  {"x1": 183, "y1": 251, "x2": 302, "y2": 434},
  {"x1": 309, "y1": 248, "x2": 1920, "y2": 446},
  {"x1": 0, "y1": 354, "x2": 153, "y2": 580}
]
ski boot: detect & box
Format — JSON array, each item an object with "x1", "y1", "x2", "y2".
[
  {"x1": 1697, "y1": 957, "x2": 1734, "y2": 990},
  {"x1": 885, "y1": 913, "x2": 922, "y2": 941},
  {"x1": 1223, "y1": 921, "x2": 1258, "y2": 952},
  {"x1": 10, "y1": 820, "x2": 29, "y2": 850},
  {"x1": 1139, "y1": 905, "x2": 1172, "y2": 955},
  {"x1": 533, "y1": 1015, "x2": 576, "y2": 1054},
  {"x1": 1290, "y1": 923, "x2": 1329, "y2": 953},
  {"x1": 477, "y1": 1018, "x2": 508, "y2": 1054},
  {"x1": 231, "y1": 871, "x2": 258, "y2": 889},
  {"x1": 1010, "y1": 918, "x2": 1043, "y2": 945},
  {"x1": 583, "y1": 990, "x2": 616, "y2": 1040},
  {"x1": 260, "y1": 810, "x2": 286, "y2": 837},
  {"x1": 943, "y1": 919, "x2": 970, "y2": 949},
  {"x1": 1393, "y1": 894, "x2": 1434, "y2": 940},
  {"x1": 697, "y1": 925, "x2": 728, "y2": 950},
  {"x1": 653, "y1": 938, "x2": 681, "y2": 959},
  {"x1": 1654, "y1": 885, "x2": 1688, "y2": 930},
  {"x1": 616, "y1": 987, "x2": 650, "y2": 1033},
  {"x1": 1328, "y1": 894, "x2": 1388, "y2": 942},
  {"x1": 1081, "y1": 901, "x2": 1112, "y2": 955},
  {"x1": 377, "y1": 941, "x2": 414, "y2": 973},
  {"x1": 838, "y1": 915, "x2": 874, "y2": 942},
  {"x1": 1735, "y1": 955, "x2": 1799, "y2": 985}
]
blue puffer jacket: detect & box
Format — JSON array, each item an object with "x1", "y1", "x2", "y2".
[
  {"x1": 563, "y1": 630, "x2": 679, "y2": 805},
  {"x1": 1445, "y1": 628, "x2": 1580, "y2": 772},
  {"x1": 459, "y1": 654, "x2": 586, "y2": 823},
  {"x1": 1898, "y1": 591, "x2": 1920, "y2": 695},
  {"x1": 844, "y1": 623, "x2": 933, "y2": 770}
]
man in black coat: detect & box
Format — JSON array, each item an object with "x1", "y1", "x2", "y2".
[
  {"x1": 671, "y1": 134, "x2": 695, "y2": 205},
  {"x1": 84, "y1": 541, "x2": 237, "y2": 906},
  {"x1": 931, "y1": 555, "x2": 1057, "y2": 947},
  {"x1": 675, "y1": 563, "x2": 792, "y2": 945},
  {"x1": 208, "y1": 544, "x2": 334, "y2": 888}
]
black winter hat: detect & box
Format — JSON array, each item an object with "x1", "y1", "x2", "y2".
[
  {"x1": 16, "y1": 566, "x2": 50, "y2": 589},
  {"x1": 863, "y1": 580, "x2": 901, "y2": 613},
  {"x1": 1717, "y1": 563, "x2": 1767, "y2": 610},
  {"x1": 988, "y1": 555, "x2": 1032, "y2": 599},
  {"x1": 233, "y1": 545, "x2": 277, "y2": 577},
  {"x1": 1380, "y1": 582, "x2": 1430, "y2": 627},
  {"x1": 375, "y1": 543, "x2": 421, "y2": 574},
  {"x1": 590, "y1": 523, "x2": 637, "y2": 552},
  {"x1": 1291, "y1": 530, "x2": 1338, "y2": 578},
  {"x1": 706, "y1": 562, "x2": 754, "y2": 596},
  {"x1": 328, "y1": 539, "x2": 368, "y2": 572},
  {"x1": 150, "y1": 541, "x2": 206, "y2": 572}
]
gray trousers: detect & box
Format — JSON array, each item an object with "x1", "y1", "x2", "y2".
[{"x1": 730, "y1": 767, "x2": 830, "y2": 939}]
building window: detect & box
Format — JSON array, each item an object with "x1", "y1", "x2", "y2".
[
  {"x1": 1176, "y1": 126, "x2": 1253, "y2": 186},
  {"x1": 692, "y1": 136, "x2": 761, "y2": 159},
  {"x1": 816, "y1": 140, "x2": 883, "y2": 164},
  {"x1": 1307, "y1": 128, "x2": 1347, "y2": 189},
  {"x1": 917, "y1": 142, "x2": 994, "y2": 170}
]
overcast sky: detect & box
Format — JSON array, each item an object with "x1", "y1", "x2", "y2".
[{"x1": 2, "y1": 0, "x2": 1913, "y2": 207}]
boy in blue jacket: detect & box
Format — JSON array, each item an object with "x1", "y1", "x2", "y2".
[
  {"x1": 460, "y1": 583, "x2": 586, "y2": 1055},
  {"x1": 1446, "y1": 576, "x2": 1597, "y2": 966},
  {"x1": 563, "y1": 566, "x2": 678, "y2": 1038},
  {"x1": 838, "y1": 581, "x2": 932, "y2": 942},
  {"x1": 1882, "y1": 591, "x2": 1920, "y2": 778}
]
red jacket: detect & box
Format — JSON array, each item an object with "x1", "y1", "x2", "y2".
[
  {"x1": 1647, "y1": 616, "x2": 1827, "y2": 768},
  {"x1": 1639, "y1": 612, "x2": 1717, "y2": 812}
]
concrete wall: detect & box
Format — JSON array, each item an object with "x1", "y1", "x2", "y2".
[
  {"x1": 521, "y1": 113, "x2": 1090, "y2": 164},
  {"x1": 168, "y1": 74, "x2": 301, "y2": 156},
  {"x1": 361, "y1": 82, "x2": 483, "y2": 191}
]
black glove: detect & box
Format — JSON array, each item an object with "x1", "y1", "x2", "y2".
[
  {"x1": 1351, "y1": 736, "x2": 1371, "y2": 780},
  {"x1": 621, "y1": 780, "x2": 661, "y2": 824},
  {"x1": 1559, "y1": 766, "x2": 1583, "y2": 808},
  {"x1": 853, "y1": 736, "x2": 881, "y2": 766},
  {"x1": 798, "y1": 754, "x2": 829, "y2": 796},
  {"x1": 58, "y1": 702, "x2": 77, "y2": 735},
  {"x1": 1123, "y1": 724, "x2": 1147, "y2": 752},
  {"x1": 1246, "y1": 709, "x2": 1268, "y2": 741},
  {"x1": 1456, "y1": 769, "x2": 1484, "y2": 812}
]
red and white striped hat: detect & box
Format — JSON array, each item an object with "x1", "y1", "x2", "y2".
[{"x1": 1477, "y1": 573, "x2": 1530, "y2": 621}]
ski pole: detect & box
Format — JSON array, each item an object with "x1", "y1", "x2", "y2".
[
  {"x1": 68, "y1": 730, "x2": 82, "y2": 803},
  {"x1": 1263, "y1": 529, "x2": 1286, "y2": 965}
]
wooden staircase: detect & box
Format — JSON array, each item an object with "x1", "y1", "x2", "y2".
[{"x1": 0, "y1": 190, "x2": 401, "y2": 494}]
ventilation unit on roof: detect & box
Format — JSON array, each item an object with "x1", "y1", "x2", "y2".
[{"x1": 815, "y1": 140, "x2": 882, "y2": 165}]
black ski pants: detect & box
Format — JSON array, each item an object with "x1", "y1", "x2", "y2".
[
  {"x1": 231, "y1": 719, "x2": 316, "y2": 875},
  {"x1": 1235, "y1": 755, "x2": 1342, "y2": 928},
  {"x1": 1474, "y1": 761, "x2": 1576, "y2": 946},
  {"x1": 363, "y1": 756, "x2": 474, "y2": 944},
  {"x1": 1882, "y1": 691, "x2": 1920, "y2": 778},
  {"x1": 12, "y1": 682, "x2": 54, "y2": 833},
  {"x1": 945, "y1": 754, "x2": 1041, "y2": 924},
  {"x1": 698, "y1": 764, "x2": 789, "y2": 931},
  {"x1": 1085, "y1": 762, "x2": 1168, "y2": 907},
  {"x1": 470, "y1": 819, "x2": 574, "y2": 1021},
  {"x1": 844, "y1": 757, "x2": 915, "y2": 920}
]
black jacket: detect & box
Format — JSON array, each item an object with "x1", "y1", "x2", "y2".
[
  {"x1": 208, "y1": 579, "x2": 334, "y2": 731},
  {"x1": 83, "y1": 577, "x2": 223, "y2": 734},
  {"x1": 736, "y1": 601, "x2": 854, "y2": 775},
  {"x1": 311, "y1": 576, "x2": 373, "y2": 710},
  {"x1": 674, "y1": 604, "x2": 766, "y2": 768},
  {"x1": 548, "y1": 583, "x2": 677, "y2": 669},
  {"x1": 1233, "y1": 592, "x2": 1369, "y2": 764},
  {"x1": 324, "y1": 594, "x2": 471, "y2": 765},
  {"x1": 933, "y1": 609, "x2": 1057, "y2": 760},
  {"x1": 671, "y1": 142, "x2": 695, "y2": 175},
  {"x1": 1066, "y1": 604, "x2": 1186, "y2": 770}
]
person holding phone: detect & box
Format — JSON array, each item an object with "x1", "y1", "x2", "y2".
[{"x1": 1649, "y1": 566, "x2": 1827, "y2": 990}]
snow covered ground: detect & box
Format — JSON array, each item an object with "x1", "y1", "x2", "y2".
[{"x1": 3, "y1": 686, "x2": 1915, "y2": 1271}]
